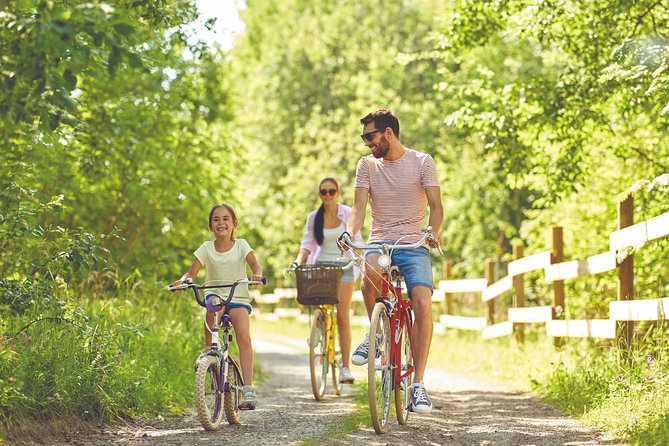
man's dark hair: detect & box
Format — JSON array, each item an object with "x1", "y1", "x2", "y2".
[{"x1": 360, "y1": 109, "x2": 400, "y2": 138}]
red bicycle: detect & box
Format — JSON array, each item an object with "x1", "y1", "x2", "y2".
[{"x1": 338, "y1": 227, "x2": 440, "y2": 434}]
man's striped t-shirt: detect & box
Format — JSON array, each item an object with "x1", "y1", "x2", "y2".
[{"x1": 355, "y1": 148, "x2": 440, "y2": 244}]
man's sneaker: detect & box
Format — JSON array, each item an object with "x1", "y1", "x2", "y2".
[
  {"x1": 339, "y1": 367, "x2": 355, "y2": 384},
  {"x1": 410, "y1": 383, "x2": 433, "y2": 414},
  {"x1": 351, "y1": 333, "x2": 383, "y2": 366},
  {"x1": 239, "y1": 384, "x2": 257, "y2": 410},
  {"x1": 351, "y1": 334, "x2": 370, "y2": 365}
]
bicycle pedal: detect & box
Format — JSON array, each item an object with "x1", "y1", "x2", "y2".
[{"x1": 238, "y1": 403, "x2": 256, "y2": 411}]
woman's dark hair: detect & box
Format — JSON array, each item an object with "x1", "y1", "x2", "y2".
[
  {"x1": 314, "y1": 178, "x2": 339, "y2": 245},
  {"x1": 208, "y1": 203, "x2": 238, "y2": 239}
]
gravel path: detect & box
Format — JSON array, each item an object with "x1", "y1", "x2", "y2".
[{"x1": 5, "y1": 333, "x2": 627, "y2": 446}]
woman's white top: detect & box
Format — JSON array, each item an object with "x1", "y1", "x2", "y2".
[{"x1": 318, "y1": 222, "x2": 345, "y2": 261}]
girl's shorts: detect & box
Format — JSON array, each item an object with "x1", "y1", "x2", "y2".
[{"x1": 204, "y1": 293, "x2": 253, "y2": 314}]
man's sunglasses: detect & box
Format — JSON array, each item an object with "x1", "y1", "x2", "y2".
[
  {"x1": 319, "y1": 188, "x2": 338, "y2": 196},
  {"x1": 360, "y1": 129, "x2": 382, "y2": 142}
]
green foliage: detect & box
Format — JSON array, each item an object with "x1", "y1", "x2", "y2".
[
  {"x1": 0, "y1": 0, "x2": 239, "y2": 429},
  {"x1": 0, "y1": 287, "x2": 201, "y2": 425},
  {"x1": 430, "y1": 0, "x2": 669, "y2": 199},
  {"x1": 531, "y1": 334, "x2": 669, "y2": 445},
  {"x1": 1, "y1": 0, "x2": 668, "y2": 439},
  {"x1": 0, "y1": 0, "x2": 241, "y2": 284}
]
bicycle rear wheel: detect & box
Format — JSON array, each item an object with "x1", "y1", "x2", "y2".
[
  {"x1": 194, "y1": 355, "x2": 223, "y2": 430},
  {"x1": 309, "y1": 308, "x2": 328, "y2": 400},
  {"x1": 224, "y1": 357, "x2": 243, "y2": 424},
  {"x1": 395, "y1": 310, "x2": 413, "y2": 425},
  {"x1": 368, "y1": 302, "x2": 391, "y2": 434}
]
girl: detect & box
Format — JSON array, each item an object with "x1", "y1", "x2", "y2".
[
  {"x1": 171, "y1": 203, "x2": 262, "y2": 409},
  {"x1": 293, "y1": 178, "x2": 362, "y2": 385}
]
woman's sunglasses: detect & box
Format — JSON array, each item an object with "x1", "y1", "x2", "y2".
[{"x1": 319, "y1": 188, "x2": 338, "y2": 196}]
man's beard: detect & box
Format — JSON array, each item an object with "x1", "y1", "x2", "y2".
[{"x1": 371, "y1": 138, "x2": 390, "y2": 158}]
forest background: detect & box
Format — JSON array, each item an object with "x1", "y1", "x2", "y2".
[{"x1": 1, "y1": 0, "x2": 669, "y2": 444}]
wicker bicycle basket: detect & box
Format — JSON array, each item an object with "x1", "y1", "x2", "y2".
[{"x1": 295, "y1": 264, "x2": 343, "y2": 306}]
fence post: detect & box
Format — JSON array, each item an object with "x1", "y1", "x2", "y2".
[
  {"x1": 512, "y1": 244, "x2": 525, "y2": 344},
  {"x1": 485, "y1": 259, "x2": 495, "y2": 325},
  {"x1": 442, "y1": 261, "x2": 453, "y2": 315},
  {"x1": 552, "y1": 226, "x2": 564, "y2": 348},
  {"x1": 617, "y1": 195, "x2": 634, "y2": 348}
]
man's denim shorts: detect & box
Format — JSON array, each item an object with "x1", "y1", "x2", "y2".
[
  {"x1": 316, "y1": 260, "x2": 355, "y2": 283},
  {"x1": 365, "y1": 243, "x2": 433, "y2": 295}
]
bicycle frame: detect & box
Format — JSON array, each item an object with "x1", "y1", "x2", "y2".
[
  {"x1": 320, "y1": 304, "x2": 337, "y2": 368},
  {"x1": 205, "y1": 310, "x2": 234, "y2": 386}
]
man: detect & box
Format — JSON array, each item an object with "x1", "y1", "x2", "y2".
[{"x1": 344, "y1": 109, "x2": 443, "y2": 414}]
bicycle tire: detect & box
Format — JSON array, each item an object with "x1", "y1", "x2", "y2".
[
  {"x1": 368, "y1": 302, "x2": 391, "y2": 434},
  {"x1": 194, "y1": 355, "x2": 223, "y2": 430},
  {"x1": 309, "y1": 309, "x2": 328, "y2": 400},
  {"x1": 395, "y1": 310, "x2": 413, "y2": 425},
  {"x1": 224, "y1": 357, "x2": 243, "y2": 424}
]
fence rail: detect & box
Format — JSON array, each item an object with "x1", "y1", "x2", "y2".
[{"x1": 437, "y1": 193, "x2": 669, "y2": 343}]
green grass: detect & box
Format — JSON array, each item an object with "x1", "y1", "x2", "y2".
[
  {"x1": 1, "y1": 285, "x2": 220, "y2": 430},
  {"x1": 530, "y1": 340, "x2": 669, "y2": 446}
]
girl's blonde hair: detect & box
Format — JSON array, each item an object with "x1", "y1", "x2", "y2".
[{"x1": 208, "y1": 203, "x2": 238, "y2": 239}]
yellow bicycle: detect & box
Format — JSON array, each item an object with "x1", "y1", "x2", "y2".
[{"x1": 287, "y1": 261, "x2": 354, "y2": 400}]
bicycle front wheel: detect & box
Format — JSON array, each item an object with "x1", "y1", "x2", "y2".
[
  {"x1": 224, "y1": 357, "x2": 243, "y2": 424},
  {"x1": 331, "y1": 361, "x2": 343, "y2": 396},
  {"x1": 194, "y1": 355, "x2": 223, "y2": 430},
  {"x1": 309, "y1": 308, "x2": 328, "y2": 400},
  {"x1": 395, "y1": 310, "x2": 413, "y2": 425},
  {"x1": 368, "y1": 302, "x2": 391, "y2": 434}
]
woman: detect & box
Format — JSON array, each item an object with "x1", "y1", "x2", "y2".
[{"x1": 293, "y1": 177, "x2": 362, "y2": 384}]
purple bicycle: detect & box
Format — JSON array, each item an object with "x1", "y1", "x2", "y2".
[{"x1": 169, "y1": 277, "x2": 265, "y2": 430}]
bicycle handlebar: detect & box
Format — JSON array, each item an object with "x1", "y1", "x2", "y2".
[
  {"x1": 167, "y1": 277, "x2": 266, "y2": 309},
  {"x1": 338, "y1": 226, "x2": 441, "y2": 253}
]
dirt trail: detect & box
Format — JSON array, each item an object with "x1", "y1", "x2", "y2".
[{"x1": 7, "y1": 333, "x2": 626, "y2": 446}]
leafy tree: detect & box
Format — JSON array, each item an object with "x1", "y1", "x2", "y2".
[{"x1": 1, "y1": 0, "x2": 239, "y2": 285}]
